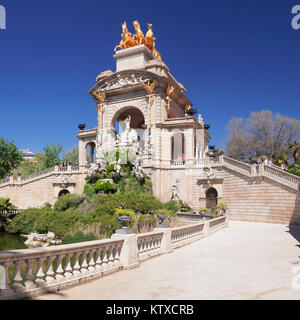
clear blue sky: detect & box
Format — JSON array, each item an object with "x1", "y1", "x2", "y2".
[{"x1": 1, "y1": 0, "x2": 299, "y2": 154}]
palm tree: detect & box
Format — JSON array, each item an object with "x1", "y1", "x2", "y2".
[{"x1": 0, "y1": 198, "x2": 16, "y2": 232}]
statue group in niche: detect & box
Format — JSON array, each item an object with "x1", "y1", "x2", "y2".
[{"x1": 88, "y1": 116, "x2": 146, "y2": 181}]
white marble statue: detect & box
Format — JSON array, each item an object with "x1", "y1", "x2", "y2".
[{"x1": 171, "y1": 180, "x2": 180, "y2": 201}]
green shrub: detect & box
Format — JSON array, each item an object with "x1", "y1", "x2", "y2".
[
  {"x1": 117, "y1": 176, "x2": 142, "y2": 193},
  {"x1": 106, "y1": 164, "x2": 115, "y2": 172},
  {"x1": 95, "y1": 180, "x2": 117, "y2": 193},
  {"x1": 86, "y1": 172, "x2": 107, "y2": 185},
  {"x1": 83, "y1": 183, "x2": 96, "y2": 199},
  {"x1": 142, "y1": 178, "x2": 153, "y2": 194},
  {"x1": 62, "y1": 231, "x2": 98, "y2": 244},
  {"x1": 286, "y1": 164, "x2": 300, "y2": 177},
  {"x1": 165, "y1": 200, "x2": 178, "y2": 213},
  {"x1": 156, "y1": 209, "x2": 174, "y2": 216},
  {"x1": 7, "y1": 208, "x2": 95, "y2": 238},
  {"x1": 7, "y1": 208, "x2": 47, "y2": 234},
  {"x1": 41, "y1": 202, "x2": 52, "y2": 209},
  {"x1": 178, "y1": 200, "x2": 191, "y2": 212},
  {"x1": 54, "y1": 194, "x2": 85, "y2": 211},
  {"x1": 92, "y1": 191, "x2": 164, "y2": 216}
]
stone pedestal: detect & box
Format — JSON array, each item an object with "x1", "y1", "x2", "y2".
[
  {"x1": 111, "y1": 234, "x2": 139, "y2": 269},
  {"x1": 114, "y1": 45, "x2": 155, "y2": 72}
]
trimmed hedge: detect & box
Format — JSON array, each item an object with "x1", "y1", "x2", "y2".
[{"x1": 53, "y1": 194, "x2": 85, "y2": 212}]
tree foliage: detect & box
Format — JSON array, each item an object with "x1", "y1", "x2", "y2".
[
  {"x1": 62, "y1": 146, "x2": 79, "y2": 165},
  {"x1": 0, "y1": 138, "x2": 23, "y2": 179},
  {"x1": 226, "y1": 110, "x2": 300, "y2": 161},
  {"x1": 42, "y1": 144, "x2": 63, "y2": 168}
]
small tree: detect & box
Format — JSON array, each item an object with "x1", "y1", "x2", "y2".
[
  {"x1": 42, "y1": 144, "x2": 63, "y2": 168},
  {"x1": 0, "y1": 138, "x2": 23, "y2": 179},
  {"x1": 62, "y1": 146, "x2": 79, "y2": 165},
  {"x1": 0, "y1": 198, "x2": 16, "y2": 231}
]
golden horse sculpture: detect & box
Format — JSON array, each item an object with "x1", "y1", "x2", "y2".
[
  {"x1": 114, "y1": 22, "x2": 137, "y2": 52},
  {"x1": 145, "y1": 23, "x2": 162, "y2": 60},
  {"x1": 133, "y1": 20, "x2": 145, "y2": 45},
  {"x1": 115, "y1": 21, "x2": 162, "y2": 60}
]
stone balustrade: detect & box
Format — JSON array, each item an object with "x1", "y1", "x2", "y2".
[
  {"x1": 0, "y1": 166, "x2": 82, "y2": 187},
  {"x1": 171, "y1": 160, "x2": 185, "y2": 167},
  {"x1": 171, "y1": 222, "x2": 205, "y2": 248},
  {"x1": 223, "y1": 156, "x2": 252, "y2": 175},
  {"x1": 0, "y1": 216, "x2": 228, "y2": 300},
  {"x1": 263, "y1": 164, "x2": 300, "y2": 190},
  {"x1": 137, "y1": 231, "x2": 164, "y2": 261},
  {"x1": 0, "y1": 238, "x2": 124, "y2": 300}
]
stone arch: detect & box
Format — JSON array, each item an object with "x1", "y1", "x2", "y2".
[
  {"x1": 206, "y1": 187, "x2": 218, "y2": 208},
  {"x1": 85, "y1": 142, "x2": 96, "y2": 163},
  {"x1": 58, "y1": 189, "x2": 70, "y2": 198},
  {"x1": 111, "y1": 106, "x2": 146, "y2": 145},
  {"x1": 112, "y1": 106, "x2": 146, "y2": 130}
]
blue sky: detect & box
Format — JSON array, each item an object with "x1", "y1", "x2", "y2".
[{"x1": 0, "y1": 0, "x2": 299, "y2": 154}]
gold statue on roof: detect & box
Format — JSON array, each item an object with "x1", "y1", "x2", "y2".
[
  {"x1": 133, "y1": 20, "x2": 145, "y2": 45},
  {"x1": 114, "y1": 22, "x2": 137, "y2": 52},
  {"x1": 115, "y1": 20, "x2": 162, "y2": 60}
]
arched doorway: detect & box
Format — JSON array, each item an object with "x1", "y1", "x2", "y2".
[
  {"x1": 58, "y1": 189, "x2": 70, "y2": 198},
  {"x1": 86, "y1": 142, "x2": 95, "y2": 163},
  {"x1": 206, "y1": 187, "x2": 218, "y2": 208},
  {"x1": 112, "y1": 106, "x2": 146, "y2": 148}
]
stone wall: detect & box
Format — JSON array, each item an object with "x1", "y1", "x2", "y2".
[
  {"x1": 221, "y1": 167, "x2": 300, "y2": 225},
  {"x1": 0, "y1": 170, "x2": 85, "y2": 209}
]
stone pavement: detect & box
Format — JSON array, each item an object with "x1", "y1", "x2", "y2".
[{"x1": 36, "y1": 221, "x2": 300, "y2": 300}]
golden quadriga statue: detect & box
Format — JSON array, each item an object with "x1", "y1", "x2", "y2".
[{"x1": 114, "y1": 20, "x2": 162, "y2": 61}]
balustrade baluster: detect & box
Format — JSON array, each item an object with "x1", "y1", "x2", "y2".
[
  {"x1": 1, "y1": 262, "x2": 14, "y2": 295},
  {"x1": 101, "y1": 246, "x2": 109, "y2": 273},
  {"x1": 35, "y1": 258, "x2": 46, "y2": 287},
  {"x1": 64, "y1": 254, "x2": 74, "y2": 280},
  {"x1": 72, "y1": 252, "x2": 82, "y2": 278},
  {"x1": 87, "y1": 250, "x2": 96, "y2": 274},
  {"x1": 107, "y1": 246, "x2": 114, "y2": 270},
  {"x1": 114, "y1": 245, "x2": 121, "y2": 269},
  {"x1": 94, "y1": 248, "x2": 103, "y2": 275},
  {"x1": 12, "y1": 261, "x2": 25, "y2": 292},
  {"x1": 55, "y1": 255, "x2": 65, "y2": 283},
  {"x1": 80, "y1": 251, "x2": 89, "y2": 275},
  {"x1": 24, "y1": 259, "x2": 37, "y2": 290},
  {"x1": 45, "y1": 257, "x2": 57, "y2": 285}
]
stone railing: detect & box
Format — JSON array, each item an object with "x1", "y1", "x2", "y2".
[
  {"x1": 263, "y1": 165, "x2": 300, "y2": 190},
  {"x1": 137, "y1": 231, "x2": 164, "y2": 261},
  {"x1": 171, "y1": 223, "x2": 205, "y2": 248},
  {"x1": 22, "y1": 167, "x2": 56, "y2": 182},
  {"x1": 0, "y1": 166, "x2": 82, "y2": 187},
  {"x1": 221, "y1": 156, "x2": 300, "y2": 191},
  {"x1": 0, "y1": 216, "x2": 228, "y2": 300},
  {"x1": 0, "y1": 177, "x2": 10, "y2": 185},
  {"x1": 208, "y1": 215, "x2": 227, "y2": 229},
  {"x1": 223, "y1": 156, "x2": 252, "y2": 175},
  {"x1": 171, "y1": 160, "x2": 185, "y2": 167},
  {"x1": 0, "y1": 238, "x2": 124, "y2": 300}
]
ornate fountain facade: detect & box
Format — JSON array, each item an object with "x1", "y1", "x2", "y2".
[{"x1": 1, "y1": 21, "x2": 299, "y2": 225}]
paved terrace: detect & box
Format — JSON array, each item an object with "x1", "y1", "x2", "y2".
[{"x1": 36, "y1": 221, "x2": 300, "y2": 300}]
